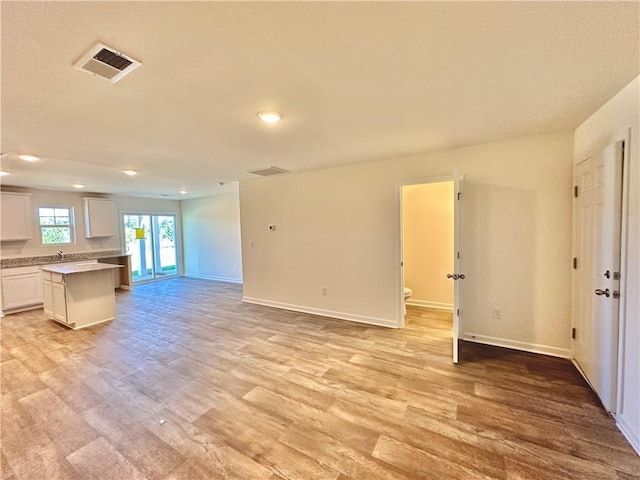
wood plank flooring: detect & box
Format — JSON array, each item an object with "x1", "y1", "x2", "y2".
[{"x1": 1, "y1": 278, "x2": 638, "y2": 479}]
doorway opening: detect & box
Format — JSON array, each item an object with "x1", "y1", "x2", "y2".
[
  {"x1": 402, "y1": 180, "x2": 455, "y2": 313},
  {"x1": 398, "y1": 173, "x2": 463, "y2": 363},
  {"x1": 123, "y1": 214, "x2": 178, "y2": 284}
]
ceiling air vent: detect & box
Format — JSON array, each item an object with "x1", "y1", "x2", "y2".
[
  {"x1": 73, "y1": 43, "x2": 141, "y2": 84},
  {"x1": 247, "y1": 166, "x2": 289, "y2": 177}
]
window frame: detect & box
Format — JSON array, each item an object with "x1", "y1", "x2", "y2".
[{"x1": 38, "y1": 206, "x2": 76, "y2": 245}]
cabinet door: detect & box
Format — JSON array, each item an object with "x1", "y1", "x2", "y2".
[
  {"x1": 0, "y1": 193, "x2": 32, "y2": 240},
  {"x1": 1, "y1": 273, "x2": 41, "y2": 309},
  {"x1": 43, "y1": 279, "x2": 53, "y2": 317},
  {"x1": 83, "y1": 198, "x2": 115, "y2": 238},
  {"x1": 52, "y1": 282, "x2": 68, "y2": 323}
]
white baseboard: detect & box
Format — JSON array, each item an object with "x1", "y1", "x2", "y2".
[
  {"x1": 615, "y1": 413, "x2": 640, "y2": 456},
  {"x1": 406, "y1": 299, "x2": 453, "y2": 311},
  {"x1": 184, "y1": 273, "x2": 243, "y2": 284},
  {"x1": 241, "y1": 296, "x2": 398, "y2": 329},
  {"x1": 462, "y1": 332, "x2": 572, "y2": 358}
]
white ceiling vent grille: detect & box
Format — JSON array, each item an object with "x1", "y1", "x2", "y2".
[
  {"x1": 247, "y1": 166, "x2": 289, "y2": 176},
  {"x1": 73, "y1": 43, "x2": 141, "y2": 84}
]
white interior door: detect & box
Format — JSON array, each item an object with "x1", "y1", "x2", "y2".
[
  {"x1": 452, "y1": 171, "x2": 464, "y2": 364},
  {"x1": 574, "y1": 141, "x2": 623, "y2": 412}
]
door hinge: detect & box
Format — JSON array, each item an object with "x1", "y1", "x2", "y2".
[
  {"x1": 457, "y1": 251, "x2": 460, "y2": 259},
  {"x1": 400, "y1": 261, "x2": 403, "y2": 267},
  {"x1": 457, "y1": 192, "x2": 461, "y2": 201},
  {"x1": 574, "y1": 186, "x2": 578, "y2": 198},
  {"x1": 613, "y1": 291, "x2": 620, "y2": 299},
  {"x1": 571, "y1": 327, "x2": 576, "y2": 339},
  {"x1": 573, "y1": 257, "x2": 577, "y2": 269}
]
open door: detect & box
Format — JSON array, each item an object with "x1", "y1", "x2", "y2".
[
  {"x1": 573, "y1": 141, "x2": 623, "y2": 412},
  {"x1": 452, "y1": 171, "x2": 464, "y2": 364}
]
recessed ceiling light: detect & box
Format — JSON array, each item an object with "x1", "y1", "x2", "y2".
[
  {"x1": 123, "y1": 169, "x2": 138, "y2": 176},
  {"x1": 72, "y1": 183, "x2": 85, "y2": 189},
  {"x1": 179, "y1": 189, "x2": 188, "y2": 195},
  {"x1": 19, "y1": 154, "x2": 40, "y2": 162},
  {"x1": 0, "y1": 171, "x2": 10, "y2": 176},
  {"x1": 257, "y1": 111, "x2": 283, "y2": 123}
]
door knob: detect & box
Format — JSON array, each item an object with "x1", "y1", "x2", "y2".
[
  {"x1": 458, "y1": 274, "x2": 465, "y2": 280},
  {"x1": 446, "y1": 273, "x2": 458, "y2": 280},
  {"x1": 595, "y1": 288, "x2": 611, "y2": 297}
]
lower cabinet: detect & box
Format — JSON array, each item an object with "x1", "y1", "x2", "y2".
[
  {"x1": 42, "y1": 274, "x2": 70, "y2": 325},
  {"x1": 1, "y1": 266, "x2": 43, "y2": 313},
  {"x1": 52, "y1": 282, "x2": 68, "y2": 323},
  {"x1": 42, "y1": 279, "x2": 53, "y2": 317}
]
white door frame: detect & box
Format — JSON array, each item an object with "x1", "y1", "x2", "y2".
[
  {"x1": 396, "y1": 175, "x2": 453, "y2": 329},
  {"x1": 615, "y1": 128, "x2": 632, "y2": 414}
]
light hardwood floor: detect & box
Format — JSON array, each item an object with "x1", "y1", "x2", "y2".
[{"x1": 1, "y1": 278, "x2": 638, "y2": 479}]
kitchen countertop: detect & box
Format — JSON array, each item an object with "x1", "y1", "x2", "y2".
[
  {"x1": 1, "y1": 250, "x2": 129, "y2": 268},
  {"x1": 40, "y1": 263, "x2": 123, "y2": 275}
]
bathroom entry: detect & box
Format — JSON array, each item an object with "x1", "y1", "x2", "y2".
[{"x1": 400, "y1": 173, "x2": 464, "y2": 363}]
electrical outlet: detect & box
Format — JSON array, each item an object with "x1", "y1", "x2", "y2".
[
  {"x1": 321, "y1": 287, "x2": 327, "y2": 296},
  {"x1": 492, "y1": 308, "x2": 502, "y2": 320}
]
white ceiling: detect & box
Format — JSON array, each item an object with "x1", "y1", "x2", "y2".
[{"x1": 1, "y1": 1, "x2": 638, "y2": 199}]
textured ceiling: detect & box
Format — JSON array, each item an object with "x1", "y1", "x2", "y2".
[{"x1": 1, "y1": 1, "x2": 638, "y2": 199}]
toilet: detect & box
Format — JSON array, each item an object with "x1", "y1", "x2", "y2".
[{"x1": 403, "y1": 287, "x2": 412, "y2": 314}]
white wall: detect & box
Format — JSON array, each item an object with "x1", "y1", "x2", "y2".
[
  {"x1": 0, "y1": 187, "x2": 182, "y2": 268},
  {"x1": 182, "y1": 194, "x2": 243, "y2": 283},
  {"x1": 403, "y1": 182, "x2": 454, "y2": 309},
  {"x1": 240, "y1": 131, "x2": 574, "y2": 356},
  {"x1": 574, "y1": 76, "x2": 640, "y2": 454}
]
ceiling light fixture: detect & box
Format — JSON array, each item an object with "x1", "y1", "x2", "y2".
[
  {"x1": 0, "y1": 171, "x2": 10, "y2": 176},
  {"x1": 19, "y1": 154, "x2": 40, "y2": 162},
  {"x1": 179, "y1": 189, "x2": 188, "y2": 195},
  {"x1": 257, "y1": 111, "x2": 283, "y2": 123},
  {"x1": 72, "y1": 183, "x2": 85, "y2": 189},
  {"x1": 123, "y1": 169, "x2": 138, "y2": 176}
]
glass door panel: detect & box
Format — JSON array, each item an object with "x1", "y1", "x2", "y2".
[
  {"x1": 155, "y1": 215, "x2": 177, "y2": 277},
  {"x1": 123, "y1": 214, "x2": 177, "y2": 284}
]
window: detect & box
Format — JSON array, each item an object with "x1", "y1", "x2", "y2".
[{"x1": 39, "y1": 207, "x2": 75, "y2": 244}]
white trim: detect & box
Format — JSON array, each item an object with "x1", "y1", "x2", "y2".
[
  {"x1": 406, "y1": 299, "x2": 454, "y2": 311},
  {"x1": 462, "y1": 333, "x2": 572, "y2": 358},
  {"x1": 616, "y1": 128, "x2": 632, "y2": 414},
  {"x1": 184, "y1": 273, "x2": 242, "y2": 284},
  {"x1": 242, "y1": 296, "x2": 398, "y2": 329},
  {"x1": 615, "y1": 413, "x2": 640, "y2": 456}
]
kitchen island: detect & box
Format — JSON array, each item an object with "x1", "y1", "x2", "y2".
[{"x1": 41, "y1": 262, "x2": 122, "y2": 329}]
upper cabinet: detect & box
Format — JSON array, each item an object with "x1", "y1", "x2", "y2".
[
  {"x1": 83, "y1": 198, "x2": 115, "y2": 238},
  {"x1": 0, "y1": 192, "x2": 32, "y2": 241}
]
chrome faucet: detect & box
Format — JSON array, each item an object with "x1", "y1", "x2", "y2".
[{"x1": 58, "y1": 250, "x2": 64, "y2": 260}]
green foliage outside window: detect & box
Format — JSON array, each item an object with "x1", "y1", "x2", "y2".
[{"x1": 39, "y1": 207, "x2": 73, "y2": 244}]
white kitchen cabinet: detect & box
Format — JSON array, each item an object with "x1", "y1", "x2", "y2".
[
  {"x1": 83, "y1": 198, "x2": 115, "y2": 238},
  {"x1": 42, "y1": 279, "x2": 53, "y2": 317},
  {"x1": 0, "y1": 266, "x2": 42, "y2": 312},
  {"x1": 52, "y1": 281, "x2": 68, "y2": 323},
  {"x1": 0, "y1": 193, "x2": 32, "y2": 241},
  {"x1": 42, "y1": 274, "x2": 70, "y2": 324}
]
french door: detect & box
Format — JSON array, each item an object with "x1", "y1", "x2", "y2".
[{"x1": 123, "y1": 214, "x2": 178, "y2": 283}]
